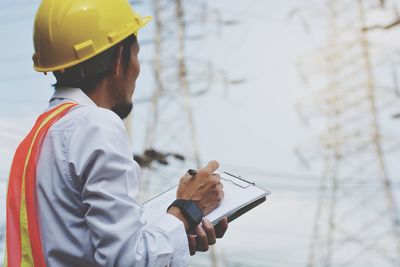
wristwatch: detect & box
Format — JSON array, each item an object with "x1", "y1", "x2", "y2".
[{"x1": 167, "y1": 199, "x2": 204, "y2": 230}]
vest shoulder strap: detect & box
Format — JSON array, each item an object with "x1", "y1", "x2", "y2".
[{"x1": 5, "y1": 102, "x2": 77, "y2": 267}]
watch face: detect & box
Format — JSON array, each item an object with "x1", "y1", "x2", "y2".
[{"x1": 186, "y1": 201, "x2": 203, "y2": 224}]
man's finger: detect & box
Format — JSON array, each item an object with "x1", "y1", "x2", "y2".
[
  {"x1": 210, "y1": 174, "x2": 221, "y2": 186},
  {"x1": 188, "y1": 234, "x2": 197, "y2": 256},
  {"x1": 202, "y1": 219, "x2": 216, "y2": 245},
  {"x1": 215, "y1": 217, "x2": 228, "y2": 238},
  {"x1": 198, "y1": 161, "x2": 219, "y2": 176},
  {"x1": 195, "y1": 225, "x2": 209, "y2": 252}
]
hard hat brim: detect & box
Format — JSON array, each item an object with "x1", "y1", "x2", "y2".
[{"x1": 139, "y1": 16, "x2": 153, "y2": 29}]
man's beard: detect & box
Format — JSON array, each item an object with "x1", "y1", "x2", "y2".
[{"x1": 111, "y1": 102, "x2": 133, "y2": 120}]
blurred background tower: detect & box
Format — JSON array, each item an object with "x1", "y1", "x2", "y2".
[
  {"x1": 136, "y1": 0, "x2": 217, "y2": 197},
  {"x1": 135, "y1": 0, "x2": 229, "y2": 266},
  {"x1": 306, "y1": 0, "x2": 400, "y2": 266},
  {"x1": 135, "y1": 0, "x2": 239, "y2": 198}
]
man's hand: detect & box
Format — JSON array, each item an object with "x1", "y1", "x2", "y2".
[
  {"x1": 168, "y1": 161, "x2": 224, "y2": 234},
  {"x1": 188, "y1": 218, "x2": 228, "y2": 256},
  {"x1": 176, "y1": 161, "x2": 224, "y2": 215}
]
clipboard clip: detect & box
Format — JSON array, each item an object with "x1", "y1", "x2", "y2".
[{"x1": 220, "y1": 171, "x2": 256, "y2": 189}]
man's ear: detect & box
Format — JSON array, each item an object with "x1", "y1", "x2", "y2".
[{"x1": 112, "y1": 46, "x2": 124, "y2": 77}]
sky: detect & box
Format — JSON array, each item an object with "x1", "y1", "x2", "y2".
[{"x1": 1, "y1": 0, "x2": 400, "y2": 266}]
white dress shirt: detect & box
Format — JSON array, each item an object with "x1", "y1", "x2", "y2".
[{"x1": 36, "y1": 87, "x2": 190, "y2": 267}]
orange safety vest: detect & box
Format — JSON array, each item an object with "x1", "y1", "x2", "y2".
[{"x1": 5, "y1": 102, "x2": 77, "y2": 267}]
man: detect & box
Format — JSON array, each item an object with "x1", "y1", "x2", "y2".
[{"x1": 5, "y1": 0, "x2": 228, "y2": 266}]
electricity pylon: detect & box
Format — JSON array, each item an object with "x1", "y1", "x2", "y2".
[
  {"x1": 305, "y1": 1, "x2": 400, "y2": 266},
  {"x1": 138, "y1": 0, "x2": 204, "y2": 198},
  {"x1": 139, "y1": 1, "x2": 223, "y2": 266},
  {"x1": 139, "y1": 0, "x2": 237, "y2": 195}
]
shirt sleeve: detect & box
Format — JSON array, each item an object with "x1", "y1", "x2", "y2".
[{"x1": 68, "y1": 107, "x2": 190, "y2": 267}]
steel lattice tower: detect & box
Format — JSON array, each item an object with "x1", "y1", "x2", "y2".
[
  {"x1": 138, "y1": 0, "x2": 205, "y2": 196},
  {"x1": 306, "y1": 0, "x2": 400, "y2": 266},
  {"x1": 139, "y1": 1, "x2": 222, "y2": 266}
]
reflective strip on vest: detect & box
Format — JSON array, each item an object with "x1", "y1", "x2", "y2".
[{"x1": 5, "y1": 102, "x2": 77, "y2": 267}]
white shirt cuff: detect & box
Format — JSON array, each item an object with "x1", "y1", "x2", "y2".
[{"x1": 150, "y1": 213, "x2": 190, "y2": 267}]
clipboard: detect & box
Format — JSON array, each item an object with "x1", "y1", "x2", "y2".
[{"x1": 143, "y1": 172, "x2": 271, "y2": 226}]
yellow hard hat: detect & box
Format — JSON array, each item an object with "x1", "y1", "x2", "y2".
[{"x1": 33, "y1": 0, "x2": 152, "y2": 72}]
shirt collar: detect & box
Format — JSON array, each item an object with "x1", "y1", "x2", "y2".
[{"x1": 49, "y1": 87, "x2": 97, "y2": 107}]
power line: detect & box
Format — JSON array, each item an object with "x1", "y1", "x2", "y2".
[{"x1": 223, "y1": 162, "x2": 400, "y2": 183}]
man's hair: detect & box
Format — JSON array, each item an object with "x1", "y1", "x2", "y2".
[{"x1": 53, "y1": 35, "x2": 137, "y2": 92}]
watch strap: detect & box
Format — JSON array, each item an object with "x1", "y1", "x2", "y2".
[{"x1": 167, "y1": 199, "x2": 204, "y2": 230}]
